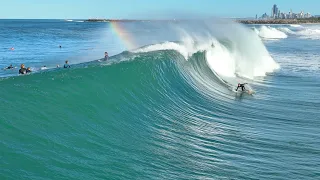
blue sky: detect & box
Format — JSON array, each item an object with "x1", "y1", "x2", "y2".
[{"x1": 1, "y1": 0, "x2": 319, "y2": 19}]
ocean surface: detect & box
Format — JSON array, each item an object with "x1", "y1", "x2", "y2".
[{"x1": 0, "y1": 19, "x2": 319, "y2": 180}]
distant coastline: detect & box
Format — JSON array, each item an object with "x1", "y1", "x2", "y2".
[
  {"x1": 85, "y1": 18, "x2": 320, "y2": 24},
  {"x1": 85, "y1": 19, "x2": 137, "y2": 22},
  {"x1": 237, "y1": 18, "x2": 320, "y2": 24}
]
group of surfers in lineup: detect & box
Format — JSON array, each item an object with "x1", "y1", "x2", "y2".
[
  {"x1": 4, "y1": 51, "x2": 109, "y2": 75},
  {"x1": 4, "y1": 51, "x2": 250, "y2": 92},
  {"x1": 3, "y1": 60, "x2": 72, "y2": 75},
  {"x1": 4, "y1": 51, "x2": 250, "y2": 91}
]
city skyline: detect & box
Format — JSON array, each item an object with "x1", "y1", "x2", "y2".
[
  {"x1": 259, "y1": 4, "x2": 314, "y2": 19},
  {"x1": 0, "y1": 0, "x2": 319, "y2": 19}
]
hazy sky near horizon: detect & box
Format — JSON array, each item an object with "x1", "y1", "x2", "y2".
[{"x1": 1, "y1": 0, "x2": 319, "y2": 19}]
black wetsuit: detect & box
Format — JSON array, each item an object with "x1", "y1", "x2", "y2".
[
  {"x1": 6, "y1": 66, "x2": 14, "y2": 69},
  {"x1": 236, "y1": 83, "x2": 246, "y2": 91},
  {"x1": 64, "y1": 64, "x2": 70, "y2": 68},
  {"x1": 26, "y1": 69, "x2": 32, "y2": 73},
  {"x1": 19, "y1": 68, "x2": 27, "y2": 74}
]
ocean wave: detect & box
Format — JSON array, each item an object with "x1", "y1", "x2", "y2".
[
  {"x1": 256, "y1": 26, "x2": 288, "y2": 39},
  {"x1": 129, "y1": 22, "x2": 280, "y2": 98},
  {"x1": 296, "y1": 28, "x2": 320, "y2": 39},
  {"x1": 271, "y1": 25, "x2": 320, "y2": 40},
  {"x1": 1, "y1": 19, "x2": 319, "y2": 180},
  {"x1": 290, "y1": 24, "x2": 303, "y2": 28},
  {"x1": 278, "y1": 27, "x2": 296, "y2": 34}
]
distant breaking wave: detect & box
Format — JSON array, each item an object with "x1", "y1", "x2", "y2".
[
  {"x1": 254, "y1": 26, "x2": 288, "y2": 39},
  {"x1": 290, "y1": 24, "x2": 303, "y2": 28},
  {"x1": 275, "y1": 25, "x2": 320, "y2": 40},
  {"x1": 278, "y1": 27, "x2": 296, "y2": 34}
]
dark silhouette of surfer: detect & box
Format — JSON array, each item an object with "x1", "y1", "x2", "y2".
[
  {"x1": 104, "y1": 52, "x2": 109, "y2": 61},
  {"x1": 5, "y1": 64, "x2": 14, "y2": 69},
  {"x1": 236, "y1": 83, "x2": 247, "y2": 91}
]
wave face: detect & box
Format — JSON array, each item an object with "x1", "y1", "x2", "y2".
[{"x1": 1, "y1": 20, "x2": 320, "y2": 180}]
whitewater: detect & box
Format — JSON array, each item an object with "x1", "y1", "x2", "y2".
[{"x1": 0, "y1": 20, "x2": 320, "y2": 180}]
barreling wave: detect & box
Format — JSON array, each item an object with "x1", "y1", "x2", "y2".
[{"x1": 132, "y1": 21, "x2": 280, "y2": 94}]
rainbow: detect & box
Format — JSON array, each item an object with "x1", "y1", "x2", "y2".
[{"x1": 110, "y1": 21, "x2": 136, "y2": 50}]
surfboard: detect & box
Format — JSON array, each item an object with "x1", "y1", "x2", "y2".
[
  {"x1": 3, "y1": 67, "x2": 16, "y2": 70},
  {"x1": 234, "y1": 89, "x2": 255, "y2": 95},
  {"x1": 246, "y1": 90, "x2": 255, "y2": 95}
]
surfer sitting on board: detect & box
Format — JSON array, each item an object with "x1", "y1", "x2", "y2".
[{"x1": 236, "y1": 83, "x2": 247, "y2": 91}]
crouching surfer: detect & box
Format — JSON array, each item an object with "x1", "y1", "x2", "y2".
[{"x1": 236, "y1": 83, "x2": 247, "y2": 91}]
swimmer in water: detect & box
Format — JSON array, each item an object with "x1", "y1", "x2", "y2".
[
  {"x1": 64, "y1": 60, "x2": 70, "y2": 68},
  {"x1": 19, "y1": 64, "x2": 27, "y2": 74},
  {"x1": 26, "y1": 67, "x2": 32, "y2": 73}
]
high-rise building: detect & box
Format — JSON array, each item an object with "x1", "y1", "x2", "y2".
[{"x1": 272, "y1": 4, "x2": 279, "y2": 18}]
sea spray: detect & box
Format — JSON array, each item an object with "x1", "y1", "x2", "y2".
[{"x1": 132, "y1": 20, "x2": 280, "y2": 81}]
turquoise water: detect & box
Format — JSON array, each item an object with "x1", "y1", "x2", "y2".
[{"x1": 1, "y1": 20, "x2": 320, "y2": 179}]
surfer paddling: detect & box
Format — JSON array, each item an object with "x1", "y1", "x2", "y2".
[{"x1": 5, "y1": 64, "x2": 14, "y2": 70}]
